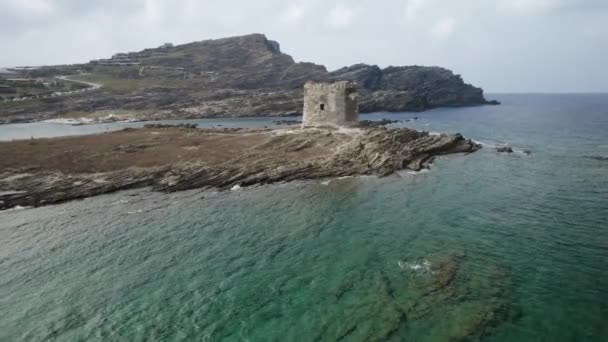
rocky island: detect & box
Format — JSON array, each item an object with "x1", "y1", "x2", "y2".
[
  {"x1": 0, "y1": 81, "x2": 480, "y2": 210},
  {"x1": 0, "y1": 124, "x2": 479, "y2": 210},
  {"x1": 0, "y1": 34, "x2": 491, "y2": 209},
  {"x1": 0, "y1": 34, "x2": 497, "y2": 124}
]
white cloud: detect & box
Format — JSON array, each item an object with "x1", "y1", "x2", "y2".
[
  {"x1": 280, "y1": 4, "x2": 307, "y2": 25},
  {"x1": 2, "y1": 0, "x2": 54, "y2": 14},
  {"x1": 326, "y1": 3, "x2": 355, "y2": 30},
  {"x1": 0, "y1": 0, "x2": 606, "y2": 92},
  {"x1": 430, "y1": 17, "x2": 457, "y2": 39},
  {"x1": 405, "y1": 0, "x2": 430, "y2": 20},
  {"x1": 496, "y1": 0, "x2": 565, "y2": 14},
  {"x1": 143, "y1": 0, "x2": 164, "y2": 24}
]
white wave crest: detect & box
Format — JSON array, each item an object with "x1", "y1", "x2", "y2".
[
  {"x1": 44, "y1": 118, "x2": 95, "y2": 125},
  {"x1": 407, "y1": 169, "x2": 430, "y2": 175},
  {"x1": 398, "y1": 259, "x2": 433, "y2": 274},
  {"x1": 0, "y1": 205, "x2": 31, "y2": 213},
  {"x1": 474, "y1": 140, "x2": 532, "y2": 155},
  {"x1": 473, "y1": 140, "x2": 499, "y2": 148},
  {"x1": 396, "y1": 169, "x2": 431, "y2": 178}
]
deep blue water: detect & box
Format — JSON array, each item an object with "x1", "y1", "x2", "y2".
[{"x1": 1, "y1": 94, "x2": 607, "y2": 341}]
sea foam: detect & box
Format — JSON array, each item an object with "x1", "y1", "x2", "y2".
[
  {"x1": 398, "y1": 259, "x2": 433, "y2": 274},
  {"x1": 0, "y1": 205, "x2": 31, "y2": 213}
]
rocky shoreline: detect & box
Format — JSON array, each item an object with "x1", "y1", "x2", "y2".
[{"x1": 0, "y1": 125, "x2": 479, "y2": 210}]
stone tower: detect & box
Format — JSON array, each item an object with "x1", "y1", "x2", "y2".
[{"x1": 302, "y1": 81, "x2": 359, "y2": 128}]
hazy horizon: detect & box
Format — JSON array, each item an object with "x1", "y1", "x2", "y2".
[{"x1": 1, "y1": 0, "x2": 607, "y2": 93}]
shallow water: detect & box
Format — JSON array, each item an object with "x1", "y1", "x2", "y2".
[
  {"x1": 0, "y1": 116, "x2": 290, "y2": 141},
  {"x1": 1, "y1": 94, "x2": 607, "y2": 341}
]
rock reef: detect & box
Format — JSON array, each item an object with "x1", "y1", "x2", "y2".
[
  {"x1": 0, "y1": 125, "x2": 480, "y2": 210},
  {"x1": 318, "y1": 251, "x2": 518, "y2": 341}
]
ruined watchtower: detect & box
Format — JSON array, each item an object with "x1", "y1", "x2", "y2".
[{"x1": 302, "y1": 81, "x2": 358, "y2": 128}]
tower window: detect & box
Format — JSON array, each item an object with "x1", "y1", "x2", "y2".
[{"x1": 320, "y1": 104, "x2": 325, "y2": 110}]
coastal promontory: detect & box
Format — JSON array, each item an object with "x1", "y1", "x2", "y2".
[{"x1": 0, "y1": 123, "x2": 479, "y2": 210}]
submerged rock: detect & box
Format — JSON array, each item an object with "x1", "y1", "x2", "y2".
[
  {"x1": 584, "y1": 155, "x2": 608, "y2": 161},
  {"x1": 394, "y1": 251, "x2": 517, "y2": 341},
  {"x1": 317, "y1": 251, "x2": 517, "y2": 341},
  {"x1": 272, "y1": 119, "x2": 302, "y2": 126}
]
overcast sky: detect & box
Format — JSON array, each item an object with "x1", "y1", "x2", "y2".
[{"x1": 1, "y1": 0, "x2": 606, "y2": 92}]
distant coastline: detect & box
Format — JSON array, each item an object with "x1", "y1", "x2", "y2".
[{"x1": 0, "y1": 33, "x2": 497, "y2": 125}]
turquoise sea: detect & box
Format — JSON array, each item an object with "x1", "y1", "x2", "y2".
[{"x1": 1, "y1": 94, "x2": 607, "y2": 341}]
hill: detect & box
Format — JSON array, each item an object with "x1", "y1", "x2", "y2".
[{"x1": 0, "y1": 34, "x2": 497, "y2": 124}]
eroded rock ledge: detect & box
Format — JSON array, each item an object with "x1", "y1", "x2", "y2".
[{"x1": 0, "y1": 126, "x2": 479, "y2": 210}]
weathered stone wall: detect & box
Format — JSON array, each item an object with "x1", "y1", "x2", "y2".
[{"x1": 302, "y1": 81, "x2": 358, "y2": 127}]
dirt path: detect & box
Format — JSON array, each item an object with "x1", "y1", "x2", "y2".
[{"x1": 56, "y1": 74, "x2": 103, "y2": 90}]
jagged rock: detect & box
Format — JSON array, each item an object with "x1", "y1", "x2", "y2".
[
  {"x1": 272, "y1": 120, "x2": 301, "y2": 126},
  {"x1": 357, "y1": 119, "x2": 401, "y2": 128},
  {"x1": 496, "y1": 146, "x2": 514, "y2": 153}
]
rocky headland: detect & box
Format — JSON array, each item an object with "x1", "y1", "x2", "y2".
[
  {"x1": 0, "y1": 34, "x2": 497, "y2": 124},
  {"x1": 0, "y1": 124, "x2": 479, "y2": 210}
]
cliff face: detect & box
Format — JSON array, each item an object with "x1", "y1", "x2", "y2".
[
  {"x1": 155, "y1": 34, "x2": 490, "y2": 110},
  {"x1": 0, "y1": 34, "x2": 496, "y2": 123},
  {"x1": 327, "y1": 64, "x2": 488, "y2": 112}
]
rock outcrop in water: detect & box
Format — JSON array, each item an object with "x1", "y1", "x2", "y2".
[
  {"x1": 584, "y1": 155, "x2": 608, "y2": 161},
  {"x1": 0, "y1": 34, "x2": 497, "y2": 124},
  {"x1": 318, "y1": 251, "x2": 518, "y2": 341},
  {"x1": 496, "y1": 146, "x2": 514, "y2": 153},
  {"x1": 0, "y1": 125, "x2": 480, "y2": 210}
]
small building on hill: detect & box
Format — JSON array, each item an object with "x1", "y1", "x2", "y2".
[
  {"x1": 92, "y1": 52, "x2": 141, "y2": 66},
  {"x1": 0, "y1": 68, "x2": 17, "y2": 78},
  {"x1": 302, "y1": 81, "x2": 359, "y2": 128}
]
